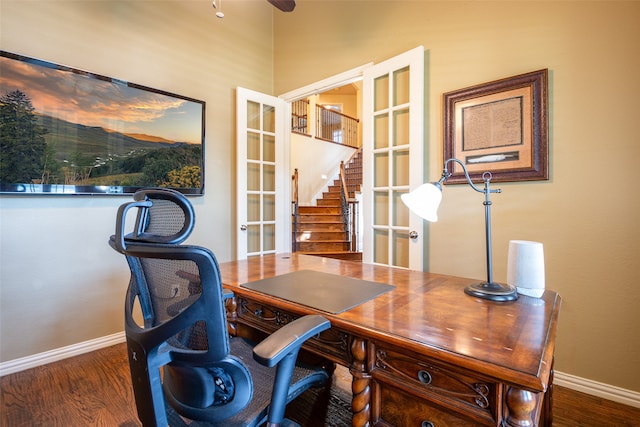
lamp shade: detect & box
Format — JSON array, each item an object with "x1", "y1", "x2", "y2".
[{"x1": 401, "y1": 183, "x2": 442, "y2": 222}]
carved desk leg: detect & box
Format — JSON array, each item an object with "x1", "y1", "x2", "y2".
[
  {"x1": 541, "y1": 358, "x2": 555, "y2": 427},
  {"x1": 350, "y1": 337, "x2": 371, "y2": 427},
  {"x1": 505, "y1": 386, "x2": 540, "y2": 427},
  {"x1": 225, "y1": 295, "x2": 238, "y2": 337}
]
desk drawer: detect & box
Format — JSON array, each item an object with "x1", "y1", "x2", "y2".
[
  {"x1": 235, "y1": 296, "x2": 351, "y2": 365},
  {"x1": 370, "y1": 344, "x2": 498, "y2": 424},
  {"x1": 376, "y1": 382, "x2": 483, "y2": 427}
]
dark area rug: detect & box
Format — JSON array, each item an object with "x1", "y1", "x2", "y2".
[{"x1": 284, "y1": 381, "x2": 353, "y2": 426}]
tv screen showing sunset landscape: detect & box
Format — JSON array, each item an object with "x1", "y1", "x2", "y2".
[{"x1": 0, "y1": 51, "x2": 205, "y2": 195}]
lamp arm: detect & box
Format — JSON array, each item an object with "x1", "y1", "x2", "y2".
[
  {"x1": 440, "y1": 157, "x2": 502, "y2": 288},
  {"x1": 441, "y1": 158, "x2": 501, "y2": 195}
]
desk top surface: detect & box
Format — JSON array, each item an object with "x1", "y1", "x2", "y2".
[{"x1": 219, "y1": 253, "x2": 561, "y2": 391}]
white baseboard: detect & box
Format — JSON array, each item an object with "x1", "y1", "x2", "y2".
[
  {"x1": 554, "y1": 371, "x2": 640, "y2": 408},
  {"x1": 1, "y1": 333, "x2": 639, "y2": 410},
  {"x1": 0, "y1": 331, "x2": 125, "y2": 377}
]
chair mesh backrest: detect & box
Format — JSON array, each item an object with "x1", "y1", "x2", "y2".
[
  {"x1": 138, "y1": 257, "x2": 209, "y2": 350},
  {"x1": 142, "y1": 198, "x2": 187, "y2": 238},
  {"x1": 117, "y1": 189, "x2": 229, "y2": 360}
]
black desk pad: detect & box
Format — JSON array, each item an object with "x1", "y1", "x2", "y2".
[{"x1": 241, "y1": 269, "x2": 395, "y2": 314}]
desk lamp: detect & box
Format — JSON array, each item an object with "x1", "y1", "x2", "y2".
[{"x1": 401, "y1": 158, "x2": 518, "y2": 302}]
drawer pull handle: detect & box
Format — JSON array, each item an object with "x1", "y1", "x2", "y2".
[
  {"x1": 422, "y1": 421, "x2": 435, "y2": 427},
  {"x1": 417, "y1": 370, "x2": 432, "y2": 384}
]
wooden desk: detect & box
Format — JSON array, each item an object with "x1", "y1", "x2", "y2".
[{"x1": 220, "y1": 253, "x2": 561, "y2": 427}]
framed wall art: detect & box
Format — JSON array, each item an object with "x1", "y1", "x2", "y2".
[
  {"x1": 0, "y1": 51, "x2": 205, "y2": 195},
  {"x1": 443, "y1": 69, "x2": 548, "y2": 184}
]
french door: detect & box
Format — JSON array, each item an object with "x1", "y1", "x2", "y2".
[
  {"x1": 362, "y1": 46, "x2": 424, "y2": 269},
  {"x1": 235, "y1": 87, "x2": 289, "y2": 259}
]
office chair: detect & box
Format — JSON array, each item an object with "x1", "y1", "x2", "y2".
[{"x1": 109, "y1": 188, "x2": 332, "y2": 427}]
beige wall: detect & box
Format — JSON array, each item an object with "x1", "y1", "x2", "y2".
[
  {"x1": 1, "y1": 0, "x2": 639, "y2": 397},
  {"x1": 273, "y1": 1, "x2": 640, "y2": 393},
  {"x1": 291, "y1": 133, "x2": 356, "y2": 205},
  {"x1": 0, "y1": 0, "x2": 273, "y2": 361}
]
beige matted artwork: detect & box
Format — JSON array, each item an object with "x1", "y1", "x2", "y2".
[{"x1": 443, "y1": 69, "x2": 548, "y2": 184}]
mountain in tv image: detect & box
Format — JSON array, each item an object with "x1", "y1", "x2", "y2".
[
  {"x1": 42, "y1": 114, "x2": 201, "y2": 189},
  {"x1": 38, "y1": 113, "x2": 186, "y2": 161}
]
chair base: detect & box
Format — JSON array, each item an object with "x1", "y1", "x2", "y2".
[{"x1": 165, "y1": 338, "x2": 331, "y2": 427}]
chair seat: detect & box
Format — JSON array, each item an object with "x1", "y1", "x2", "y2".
[{"x1": 165, "y1": 337, "x2": 330, "y2": 427}]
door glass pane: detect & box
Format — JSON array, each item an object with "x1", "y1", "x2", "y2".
[
  {"x1": 374, "y1": 114, "x2": 389, "y2": 149},
  {"x1": 393, "y1": 108, "x2": 409, "y2": 147},
  {"x1": 393, "y1": 190, "x2": 409, "y2": 227},
  {"x1": 263, "y1": 194, "x2": 275, "y2": 221},
  {"x1": 392, "y1": 230, "x2": 409, "y2": 268},
  {"x1": 247, "y1": 194, "x2": 260, "y2": 222},
  {"x1": 393, "y1": 66, "x2": 410, "y2": 106},
  {"x1": 374, "y1": 75, "x2": 389, "y2": 112},
  {"x1": 263, "y1": 104, "x2": 275, "y2": 133},
  {"x1": 393, "y1": 150, "x2": 409, "y2": 186},
  {"x1": 247, "y1": 224, "x2": 261, "y2": 253},
  {"x1": 263, "y1": 224, "x2": 275, "y2": 251},
  {"x1": 263, "y1": 164, "x2": 275, "y2": 191},
  {"x1": 247, "y1": 100, "x2": 260, "y2": 130},
  {"x1": 263, "y1": 134, "x2": 275, "y2": 162},
  {"x1": 374, "y1": 153, "x2": 389, "y2": 187},
  {"x1": 374, "y1": 230, "x2": 389, "y2": 264},
  {"x1": 247, "y1": 163, "x2": 260, "y2": 191},
  {"x1": 374, "y1": 191, "x2": 389, "y2": 226},
  {"x1": 247, "y1": 132, "x2": 260, "y2": 161}
]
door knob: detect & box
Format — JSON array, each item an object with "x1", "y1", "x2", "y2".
[
  {"x1": 240, "y1": 224, "x2": 248, "y2": 231},
  {"x1": 409, "y1": 230, "x2": 418, "y2": 240}
]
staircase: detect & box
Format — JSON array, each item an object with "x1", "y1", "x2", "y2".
[{"x1": 294, "y1": 151, "x2": 362, "y2": 261}]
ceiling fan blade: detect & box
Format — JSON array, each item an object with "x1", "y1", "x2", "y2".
[{"x1": 267, "y1": 0, "x2": 296, "y2": 12}]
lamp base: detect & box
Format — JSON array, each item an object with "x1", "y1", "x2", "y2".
[{"x1": 464, "y1": 282, "x2": 518, "y2": 302}]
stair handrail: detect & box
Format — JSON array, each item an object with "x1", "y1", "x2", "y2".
[
  {"x1": 339, "y1": 162, "x2": 358, "y2": 252},
  {"x1": 339, "y1": 162, "x2": 351, "y2": 203},
  {"x1": 292, "y1": 168, "x2": 299, "y2": 252}
]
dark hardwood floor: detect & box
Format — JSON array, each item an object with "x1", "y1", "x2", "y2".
[{"x1": 1, "y1": 343, "x2": 639, "y2": 426}]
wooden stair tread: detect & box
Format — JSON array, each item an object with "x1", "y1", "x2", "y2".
[
  {"x1": 297, "y1": 220, "x2": 344, "y2": 224},
  {"x1": 294, "y1": 228, "x2": 345, "y2": 231},
  {"x1": 300, "y1": 251, "x2": 363, "y2": 261},
  {"x1": 296, "y1": 239, "x2": 349, "y2": 243},
  {"x1": 299, "y1": 251, "x2": 359, "y2": 255}
]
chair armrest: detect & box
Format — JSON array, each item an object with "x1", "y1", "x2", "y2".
[{"x1": 252, "y1": 315, "x2": 330, "y2": 367}]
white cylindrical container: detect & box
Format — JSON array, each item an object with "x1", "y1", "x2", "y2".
[{"x1": 507, "y1": 240, "x2": 545, "y2": 298}]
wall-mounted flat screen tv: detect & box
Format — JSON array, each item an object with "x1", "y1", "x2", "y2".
[{"x1": 0, "y1": 51, "x2": 205, "y2": 195}]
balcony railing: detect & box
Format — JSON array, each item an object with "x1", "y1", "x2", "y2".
[
  {"x1": 316, "y1": 105, "x2": 359, "y2": 148},
  {"x1": 291, "y1": 99, "x2": 359, "y2": 148},
  {"x1": 291, "y1": 99, "x2": 309, "y2": 134}
]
